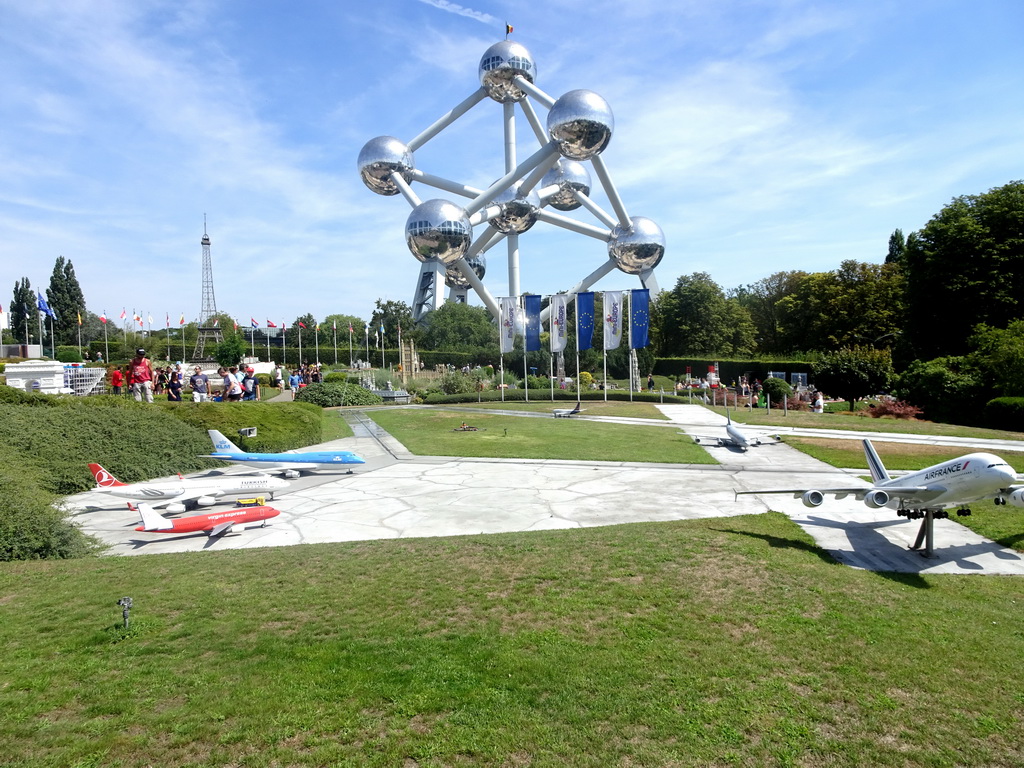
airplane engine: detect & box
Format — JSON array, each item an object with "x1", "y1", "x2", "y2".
[
  {"x1": 1007, "y1": 489, "x2": 1024, "y2": 508},
  {"x1": 801, "y1": 490, "x2": 825, "y2": 508},
  {"x1": 863, "y1": 490, "x2": 890, "y2": 509},
  {"x1": 196, "y1": 496, "x2": 216, "y2": 507},
  {"x1": 284, "y1": 470, "x2": 301, "y2": 479},
  {"x1": 166, "y1": 502, "x2": 186, "y2": 513}
]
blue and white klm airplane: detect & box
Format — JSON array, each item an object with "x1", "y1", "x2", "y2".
[{"x1": 201, "y1": 430, "x2": 365, "y2": 478}]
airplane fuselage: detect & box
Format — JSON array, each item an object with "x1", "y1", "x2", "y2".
[
  {"x1": 878, "y1": 452, "x2": 1016, "y2": 509},
  {"x1": 205, "y1": 451, "x2": 365, "y2": 468},
  {"x1": 136, "y1": 505, "x2": 280, "y2": 534},
  {"x1": 96, "y1": 475, "x2": 286, "y2": 501}
]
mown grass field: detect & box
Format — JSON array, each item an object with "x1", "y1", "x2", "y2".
[
  {"x1": 365, "y1": 406, "x2": 712, "y2": 464},
  {"x1": 3, "y1": 513, "x2": 1024, "y2": 767}
]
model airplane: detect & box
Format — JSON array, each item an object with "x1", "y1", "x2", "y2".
[
  {"x1": 686, "y1": 409, "x2": 781, "y2": 451},
  {"x1": 737, "y1": 438, "x2": 1022, "y2": 556},
  {"x1": 200, "y1": 430, "x2": 365, "y2": 477},
  {"x1": 553, "y1": 401, "x2": 585, "y2": 418},
  {"x1": 133, "y1": 502, "x2": 280, "y2": 537},
  {"x1": 88, "y1": 463, "x2": 289, "y2": 513}
]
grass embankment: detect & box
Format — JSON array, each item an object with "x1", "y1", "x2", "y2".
[
  {"x1": 367, "y1": 406, "x2": 712, "y2": 464},
  {"x1": 443, "y1": 399, "x2": 671, "y2": 419}
]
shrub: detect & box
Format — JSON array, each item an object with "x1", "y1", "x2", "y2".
[
  {"x1": 437, "y1": 370, "x2": 478, "y2": 395},
  {"x1": 868, "y1": 399, "x2": 923, "y2": 420},
  {"x1": 984, "y1": 397, "x2": 1024, "y2": 432},
  {"x1": 56, "y1": 346, "x2": 84, "y2": 363},
  {"x1": 324, "y1": 371, "x2": 349, "y2": 384},
  {"x1": 295, "y1": 382, "x2": 383, "y2": 408},
  {"x1": 760, "y1": 376, "x2": 792, "y2": 404},
  {"x1": 158, "y1": 401, "x2": 322, "y2": 452}
]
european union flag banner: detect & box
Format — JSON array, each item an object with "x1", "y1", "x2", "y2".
[
  {"x1": 524, "y1": 295, "x2": 541, "y2": 352},
  {"x1": 603, "y1": 291, "x2": 623, "y2": 351},
  {"x1": 549, "y1": 294, "x2": 568, "y2": 353},
  {"x1": 499, "y1": 296, "x2": 517, "y2": 354},
  {"x1": 576, "y1": 291, "x2": 594, "y2": 351},
  {"x1": 36, "y1": 290, "x2": 55, "y2": 318},
  {"x1": 630, "y1": 289, "x2": 650, "y2": 349}
]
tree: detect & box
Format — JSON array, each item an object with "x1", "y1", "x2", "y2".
[
  {"x1": 968, "y1": 320, "x2": 1024, "y2": 397},
  {"x1": 892, "y1": 356, "x2": 985, "y2": 425},
  {"x1": 903, "y1": 180, "x2": 1024, "y2": 359},
  {"x1": 729, "y1": 271, "x2": 808, "y2": 354},
  {"x1": 886, "y1": 229, "x2": 906, "y2": 265},
  {"x1": 653, "y1": 273, "x2": 755, "y2": 357},
  {"x1": 370, "y1": 299, "x2": 415, "y2": 348},
  {"x1": 420, "y1": 302, "x2": 496, "y2": 352},
  {"x1": 213, "y1": 334, "x2": 246, "y2": 368},
  {"x1": 811, "y1": 346, "x2": 895, "y2": 410},
  {"x1": 9, "y1": 278, "x2": 34, "y2": 344},
  {"x1": 45, "y1": 256, "x2": 86, "y2": 347}
]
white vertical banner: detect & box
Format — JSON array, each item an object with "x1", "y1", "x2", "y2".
[
  {"x1": 499, "y1": 296, "x2": 517, "y2": 354},
  {"x1": 603, "y1": 290, "x2": 623, "y2": 351},
  {"x1": 549, "y1": 294, "x2": 568, "y2": 353}
]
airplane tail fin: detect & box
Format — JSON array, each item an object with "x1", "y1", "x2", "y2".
[
  {"x1": 208, "y1": 429, "x2": 242, "y2": 453},
  {"x1": 136, "y1": 502, "x2": 173, "y2": 531},
  {"x1": 88, "y1": 463, "x2": 126, "y2": 487},
  {"x1": 862, "y1": 439, "x2": 891, "y2": 483}
]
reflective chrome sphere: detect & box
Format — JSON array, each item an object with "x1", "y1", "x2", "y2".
[
  {"x1": 608, "y1": 217, "x2": 665, "y2": 275},
  {"x1": 479, "y1": 41, "x2": 536, "y2": 103},
  {"x1": 542, "y1": 159, "x2": 591, "y2": 211},
  {"x1": 357, "y1": 136, "x2": 415, "y2": 196},
  {"x1": 405, "y1": 199, "x2": 473, "y2": 265},
  {"x1": 488, "y1": 184, "x2": 541, "y2": 234},
  {"x1": 445, "y1": 254, "x2": 487, "y2": 289},
  {"x1": 547, "y1": 89, "x2": 613, "y2": 160}
]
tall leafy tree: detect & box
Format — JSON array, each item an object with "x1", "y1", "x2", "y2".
[
  {"x1": 45, "y1": 256, "x2": 87, "y2": 346},
  {"x1": 370, "y1": 299, "x2": 414, "y2": 348},
  {"x1": 420, "y1": 302, "x2": 496, "y2": 352},
  {"x1": 10, "y1": 278, "x2": 34, "y2": 344},
  {"x1": 903, "y1": 180, "x2": 1024, "y2": 359},
  {"x1": 729, "y1": 270, "x2": 808, "y2": 354},
  {"x1": 886, "y1": 229, "x2": 906, "y2": 265},
  {"x1": 652, "y1": 272, "x2": 755, "y2": 357},
  {"x1": 812, "y1": 346, "x2": 895, "y2": 410}
]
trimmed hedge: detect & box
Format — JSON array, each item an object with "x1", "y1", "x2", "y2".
[
  {"x1": 654, "y1": 358, "x2": 814, "y2": 385},
  {"x1": 156, "y1": 400, "x2": 323, "y2": 453},
  {"x1": 984, "y1": 397, "x2": 1024, "y2": 432},
  {"x1": 295, "y1": 383, "x2": 383, "y2": 408}
]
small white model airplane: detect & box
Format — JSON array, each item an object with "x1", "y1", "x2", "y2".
[
  {"x1": 88, "y1": 463, "x2": 289, "y2": 513},
  {"x1": 686, "y1": 409, "x2": 781, "y2": 451},
  {"x1": 200, "y1": 430, "x2": 365, "y2": 477},
  {"x1": 736, "y1": 438, "x2": 1022, "y2": 556},
  {"x1": 553, "y1": 401, "x2": 585, "y2": 418}
]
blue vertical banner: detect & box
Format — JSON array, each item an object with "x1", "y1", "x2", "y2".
[
  {"x1": 576, "y1": 291, "x2": 594, "y2": 351},
  {"x1": 630, "y1": 289, "x2": 650, "y2": 349},
  {"x1": 524, "y1": 294, "x2": 541, "y2": 352}
]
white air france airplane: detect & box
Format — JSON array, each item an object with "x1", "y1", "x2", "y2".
[
  {"x1": 737, "y1": 439, "x2": 1022, "y2": 555},
  {"x1": 686, "y1": 409, "x2": 782, "y2": 451},
  {"x1": 88, "y1": 463, "x2": 289, "y2": 513}
]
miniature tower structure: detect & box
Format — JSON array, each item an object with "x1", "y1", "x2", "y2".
[{"x1": 191, "y1": 218, "x2": 223, "y2": 361}]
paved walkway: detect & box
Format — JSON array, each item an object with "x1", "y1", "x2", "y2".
[{"x1": 66, "y1": 405, "x2": 1024, "y2": 575}]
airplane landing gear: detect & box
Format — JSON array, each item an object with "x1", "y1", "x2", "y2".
[
  {"x1": 956, "y1": 507, "x2": 972, "y2": 516},
  {"x1": 909, "y1": 509, "x2": 938, "y2": 558}
]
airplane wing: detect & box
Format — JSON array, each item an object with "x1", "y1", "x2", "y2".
[
  {"x1": 736, "y1": 485, "x2": 941, "y2": 503},
  {"x1": 683, "y1": 433, "x2": 728, "y2": 445},
  {"x1": 209, "y1": 521, "x2": 235, "y2": 537}
]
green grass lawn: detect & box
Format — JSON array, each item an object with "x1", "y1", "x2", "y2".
[
  {"x1": 366, "y1": 407, "x2": 713, "y2": 464},
  {"x1": 440, "y1": 399, "x2": 671, "y2": 419},
  {"x1": 3, "y1": 514, "x2": 1024, "y2": 767}
]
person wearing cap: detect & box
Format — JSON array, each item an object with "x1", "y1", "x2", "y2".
[
  {"x1": 128, "y1": 348, "x2": 154, "y2": 403},
  {"x1": 241, "y1": 367, "x2": 260, "y2": 401},
  {"x1": 189, "y1": 366, "x2": 210, "y2": 402}
]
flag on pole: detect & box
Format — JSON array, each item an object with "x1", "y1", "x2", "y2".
[
  {"x1": 165, "y1": 313, "x2": 170, "y2": 328},
  {"x1": 37, "y1": 291, "x2": 55, "y2": 318},
  {"x1": 148, "y1": 314, "x2": 153, "y2": 326},
  {"x1": 100, "y1": 311, "x2": 107, "y2": 324},
  {"x1": 298, "y1": 321, "x2": 307, "y2": 329},
  {"x1": 524, "y1": 294, "x2": 541, "y2": 352},
  {"x1": 120, "y1": 309, "x2": 127, "y2": 320},
  {"x1": 629, "y1": 289, "x2": 650, "y2": 349},
  {"x1": 267, "y1": 319, "x2": 277, "y2": 328},
  {"x1": 603, "y1": 291, "x2": 623, "y2": 351},
  {"x1": 179, "y1": 314, "x2": 185, "y2": 325},
  {"x1": 549, "y1": 294, "x2": 568, "y2": 353},
  {"x1": 77, "y1": 311, "x2": 82, "y2": 326},
  {"x1": 505, "y1": 22, "x2": 513, "y2": 35},
  {"x1": 499, "y1": 296, "x2": 517, "y2": 354},
  {"x1": 332, "y1": 320, "x2": 336, "y2": 331},
  {"x1": 233, "y1": 319, "x2": 238, "y2": 331},
  {"x1": 212, "y1": 317, "x2": 219, "y2": 327},
  {"x1": 349, "y1": 323, "x2": 354, "y2": 334},
  {"x1": 576, "y1": 292, "x2": 595, "y2": 351},
  {"x1": 251, "y1": 318, "x2": 259, "y2": 328}
]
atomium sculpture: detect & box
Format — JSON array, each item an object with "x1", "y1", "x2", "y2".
[{"x1": 358, "y1": 39, "x2": 665, "y2": 323}]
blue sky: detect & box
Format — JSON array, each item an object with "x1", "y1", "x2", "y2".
[{"x1": 2, "y1": 0, "x2": 1022, "y2": 327}]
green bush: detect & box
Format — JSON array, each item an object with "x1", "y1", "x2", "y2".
[
  {"x1": 984, "y1": 397, "x2": 1024, "y2": 432},
  {"x1": 295, "y1": 382, "x2": 383, "y2": 408},
  {"x1": 323, "y1": 372, "x2": 349, "y2": 384},
  {"x1": 55, "y1": 346, "x2": 84, "y2": 363},
  {"x1": 760, "y1": 376, "x2": 792, "y2": 404}
]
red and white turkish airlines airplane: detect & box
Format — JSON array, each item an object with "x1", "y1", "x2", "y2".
[
  {"x1": 132, "y1": 502, "x2": 280, "y2": 537},
  {"x1": 89, "y1": 463, "x2": 288, "y2": 513}
]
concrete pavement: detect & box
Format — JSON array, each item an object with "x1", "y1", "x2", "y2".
[{"x1": 66, "y1": 404, "x2": 1024, "y2": 575}]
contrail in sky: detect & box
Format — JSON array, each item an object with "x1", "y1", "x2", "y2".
[{"x1": 417, "y1": 0, "x2": 498, "y2": 25}]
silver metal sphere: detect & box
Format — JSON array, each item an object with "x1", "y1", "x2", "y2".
[
  {"x1": 479, "y1": 41, "x2": 536, "y2": 103},
  {"x1": 445, "y1": 254, "x2": 487, "y2": 289},
  {"x1": 547, "y1": 89, "x2": 614, "y2": 160},
  {"x1": 608, "y1": 217, "x2": 665, "y2": 275},
  {"x1": 357, "y1": 136, "x2": 415, "y2": 196},
  {"x1": 405, "y1": 199, "x2": 473, "y2": 265},
  {"x1": 488, "y1": 184, "x2": 541, "y2": 234},
  {"x1": 541, "y1": 159, "x2": 591, "y2": 211}
]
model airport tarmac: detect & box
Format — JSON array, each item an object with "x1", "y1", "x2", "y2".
[{"x1": 67, "y1": 405, "x2": 1024, "y2": 575}]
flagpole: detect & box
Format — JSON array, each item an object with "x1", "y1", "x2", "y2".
[
  {"x1": 49, "y1": 314, "x2": 55, "y2": 358},
  {"x1": 282, "y1": 324, "x2": 287, "y2": 367},
  {"x1": 365, "y1": 324, "x2": 369, "y2": 367},
  {"x1": 333, "y1": 325, "x2": 338, "y2": 366},
  {"x1": 266, "y1": 324, "x2": 271, "y2": 363},
  {"x1": 315, "y1": 327, "x2": 320, "y2": 366},
  {"x1": 500, "y1": 355, "x2": 505, "y2": 402},
  {"x1": 77, "y1": 316, "x2": 82, "y2": 358},
  {"x1": 550, "y1": 353, "x2": 554, "y2": 401},
  {"x1": 628, "y1": 291, "x2": 634, "y2": 403},
  {"x1": 298, "y1": 327, "x2": 302, "y2": 366},
  {"x1": 348, "y1": 325, "x2": 353, "y2": 368},
  {"x1": 603, "y1": 349, "x2": 608, "y2": 402},
  {"x1": 103, "y1": 318, "x2": 109, "y2": 363},
  {"x1": 574, "y1": 295, "x2": 581, "y2": 398},
  {"x1": 379, "y1": 328, "x2": 384, "y2": 370}
]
